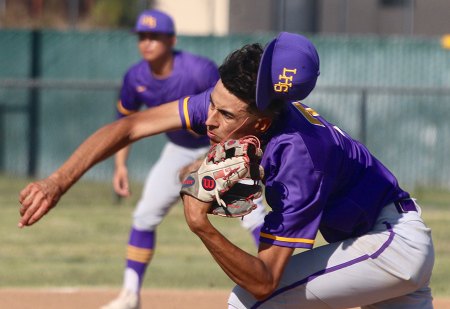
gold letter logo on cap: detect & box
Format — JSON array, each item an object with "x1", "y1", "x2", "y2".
[
  {"x1": 141, "y1": 16, "x2": 157, "y2": 28},
  {"x1": 274, "y1": 68, "x2": 297, "y2": 93}
]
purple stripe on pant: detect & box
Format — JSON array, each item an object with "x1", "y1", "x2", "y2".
[{"x1": 251, "y1": 222, "x2": 394, "y2": 309}]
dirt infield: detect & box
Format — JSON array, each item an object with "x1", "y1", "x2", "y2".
[{"x1": 0, "y1": 288, "x2": 448, "y2": 309}]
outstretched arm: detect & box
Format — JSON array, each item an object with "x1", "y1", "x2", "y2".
[{"x1": 18, "y1": 101, "x2": 181, "y2": 228}]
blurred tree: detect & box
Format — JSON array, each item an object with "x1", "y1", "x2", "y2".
[
  {"x1": 90, "y1": 0, "x2": 154, "y2": 29},
  {"x1": 30, "y1": 0, "x2": 43, "y2": 18},
  {"x1": 0, "y1": 0, "x2": 154, "y2": 29}
]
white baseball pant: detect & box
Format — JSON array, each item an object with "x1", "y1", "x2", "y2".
[
  {"x1": 228, "y1": 201, "x2": 434, "y2": 309},
  {"x1": 133, "y1": 141, "x2": 266, "y2": 233}
]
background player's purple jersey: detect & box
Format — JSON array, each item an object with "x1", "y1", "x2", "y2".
[
  {"x1": 117, "y1": 50, "x2": 219, "y2": 148},
  {"x1": 178, "y1": 89, "x2": 410, "y2": 248}
]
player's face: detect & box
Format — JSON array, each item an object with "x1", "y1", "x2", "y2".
[
  {"x1": 206, "y1": 80, "x2": 264, "y2": 143},
  {"x1": 137, "y1": 32, "x2": 175, "y2": 62}
]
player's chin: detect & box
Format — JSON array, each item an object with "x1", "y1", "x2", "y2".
[{"x1": 142, "y1": 53, "x2": 157, "y2": 62}]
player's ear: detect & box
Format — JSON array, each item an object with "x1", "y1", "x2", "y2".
[
  {"x1": 254, "y1": 117, "x2": 272, "y2": 133},
  {"x1": 170, "y1": 35, "x2": 177, "y2": 47}
]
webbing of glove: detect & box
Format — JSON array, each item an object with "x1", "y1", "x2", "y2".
[
  {"x1": 208, "y1": 135, "x2": 264, "y2": 181},
  {"x1": 208, "y1": 136, "x2": 264, "y2": 213},
  {"x1": 210, "y1": 181, "x2": 262, "y2": 218}
]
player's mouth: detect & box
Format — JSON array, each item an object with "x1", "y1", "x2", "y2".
[{"x1": 207, "y1": 130, "x2": 220, "y2": 142}]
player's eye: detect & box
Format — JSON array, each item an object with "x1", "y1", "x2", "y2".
[
  {"x1": 138, "y1": 33, "x2": 159, "y2": 41},
  {"x1": 221, "y1": 111, "x2": 234, "y2": 120}
]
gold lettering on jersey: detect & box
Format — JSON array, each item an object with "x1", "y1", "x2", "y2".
[
  {"x1": 273, "y1": 68, "x2": 297, "y2": 93},
  {"x1": 292, "y1": 102, "x2": 325, "y2": 127},
  {"x1": 141, "y1": 16, "x2": 157, "y2": 28}
]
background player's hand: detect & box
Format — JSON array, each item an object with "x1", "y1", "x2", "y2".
[
  {"x1": 113, "y1": 165, "x2": 131, "y2": 197},
  {"x1": 18, "y1": 177, "x2": 63, "y2": 228}
]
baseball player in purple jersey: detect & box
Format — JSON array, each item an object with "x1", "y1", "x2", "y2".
[
  {"x1": 104, "y1": 9, "x2": 266, "y2": 309},
  {"x1": 18, "y1": 32, "x2": 434, "y2": 308},
  {"x1": 179, "y1": 33, "x2": 435, "y2": 308}
]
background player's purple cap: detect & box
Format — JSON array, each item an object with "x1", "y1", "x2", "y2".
[
  {"x1": 134, "y1": 9, "x2": 175, "y2": 34},
  {"x1": 256, "y1": 32, "x2": 320, "y2": 110}
]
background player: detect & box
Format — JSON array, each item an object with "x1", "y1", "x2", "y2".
[
  {"x1": 17, "y1": 32, "x2": 433, "y2": 308},
  {"x1": 103, "y1": 9, "x2": 266, "y2": 309}
]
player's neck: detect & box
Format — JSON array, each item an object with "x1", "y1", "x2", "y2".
[{"x1": 148, "y1": 52, "x2": 174, "y2": 79}]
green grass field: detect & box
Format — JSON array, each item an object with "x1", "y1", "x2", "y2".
[{"x1": 1, "y1": 174, "x2": 449, "y2": 296}]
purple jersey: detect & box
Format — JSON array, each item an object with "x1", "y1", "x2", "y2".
[
  {"x1": 117, "y1": 51, "x2": 219, "y2": 148},
  {"x1": 178, "y1": 89, "x2": 410, "y2": 249}
]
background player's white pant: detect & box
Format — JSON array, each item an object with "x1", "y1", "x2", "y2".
[
  {"x1": 228, "y1": 202, "x2": 434, "y2": 309},
  {"x1": 133, "y1": 141, "x2": 266, "y2": 232}
]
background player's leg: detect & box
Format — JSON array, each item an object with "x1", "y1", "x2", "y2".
[
  {"x1": 102, "y1": 143, "x2": 208, "y2": 309},
  {"x1": 229, "y1": 203, "x2": 434, "y2": 309}
]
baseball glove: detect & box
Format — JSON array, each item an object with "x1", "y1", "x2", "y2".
[
  {"x1": 209, "y1": 181, "x2": 262, "y2": 217},
  {"x1": 180, "y1": 135, "x2": 264, "y2": 215}
]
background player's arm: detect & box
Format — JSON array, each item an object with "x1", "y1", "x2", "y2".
[
  {"x1": 113, "y1": 146, "x2": 132, "y2": 197},
  {"x1": 113, "y1": 81, "x2": 139, "y2": 198},
  {"x1": 182, "y1": 195, "x2": 294, "y2": 300},
  {"x1": 18, "y1": 101, "x2": 181, "y2": 228}
]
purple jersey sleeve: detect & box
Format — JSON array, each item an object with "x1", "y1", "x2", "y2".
[
  {"x1": 178, "y1": 88, "x2": 211, "y2": 135},
  {"x1": 260, "y1": 134, "x2": 325, "y2": 249},
  {"x1": 117, "y1": 70, "x2": 141, "y2": 117}
]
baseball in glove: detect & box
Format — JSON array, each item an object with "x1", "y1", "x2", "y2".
[{"x1": 180, "y1": 135, "x2": 264, "y2": 217}]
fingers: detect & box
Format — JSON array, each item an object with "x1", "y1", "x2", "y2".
[
  {"x1": 114, "y1": 183, "x2": 130, "y2": 197},
  {"x1": 113, "y1": 175, "x2": 130, "y2": 197},
  {"x1": 18, "y1": 180, "x2": 60, "y2": 228},
  {"x1": 18, "y1": 197, "x2": 49, "y2": 228},
  {"x1": 26, "y1": 200, "x2": 51, "y2": 226},
  {"x1": 19, "y1": 184, "x2": 38, "y2": 216},
  {"x1": 18, "y1": 185, "x2": 49, "y2": 228}
]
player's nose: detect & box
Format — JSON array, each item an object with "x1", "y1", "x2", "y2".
[{"x1": 205, "y1": 109, "x2": 219, "y2": 127}]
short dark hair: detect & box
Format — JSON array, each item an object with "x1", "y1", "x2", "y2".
[
  {"x1": 219, "y1": 43, "x2": 263, "y2": 112},
  {"x1": 219, "y1": 43, "x2": 285, "y2": 118}
]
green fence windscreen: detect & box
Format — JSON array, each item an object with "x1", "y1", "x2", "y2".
[{"x1": 1, "y1": 30, "x2": 449, "y2": 191}]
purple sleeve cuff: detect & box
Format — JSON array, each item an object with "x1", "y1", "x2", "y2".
[{"x1": 259, "y1": 232, "x2": 315, "y2": 249}]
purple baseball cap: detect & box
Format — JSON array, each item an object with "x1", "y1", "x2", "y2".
[
  {"x1": 256, "y1": 32, "x2": 320, "y2": 110},
  {"x1": 134, "y1": 9, "x2": 175, "y2": 34}
]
